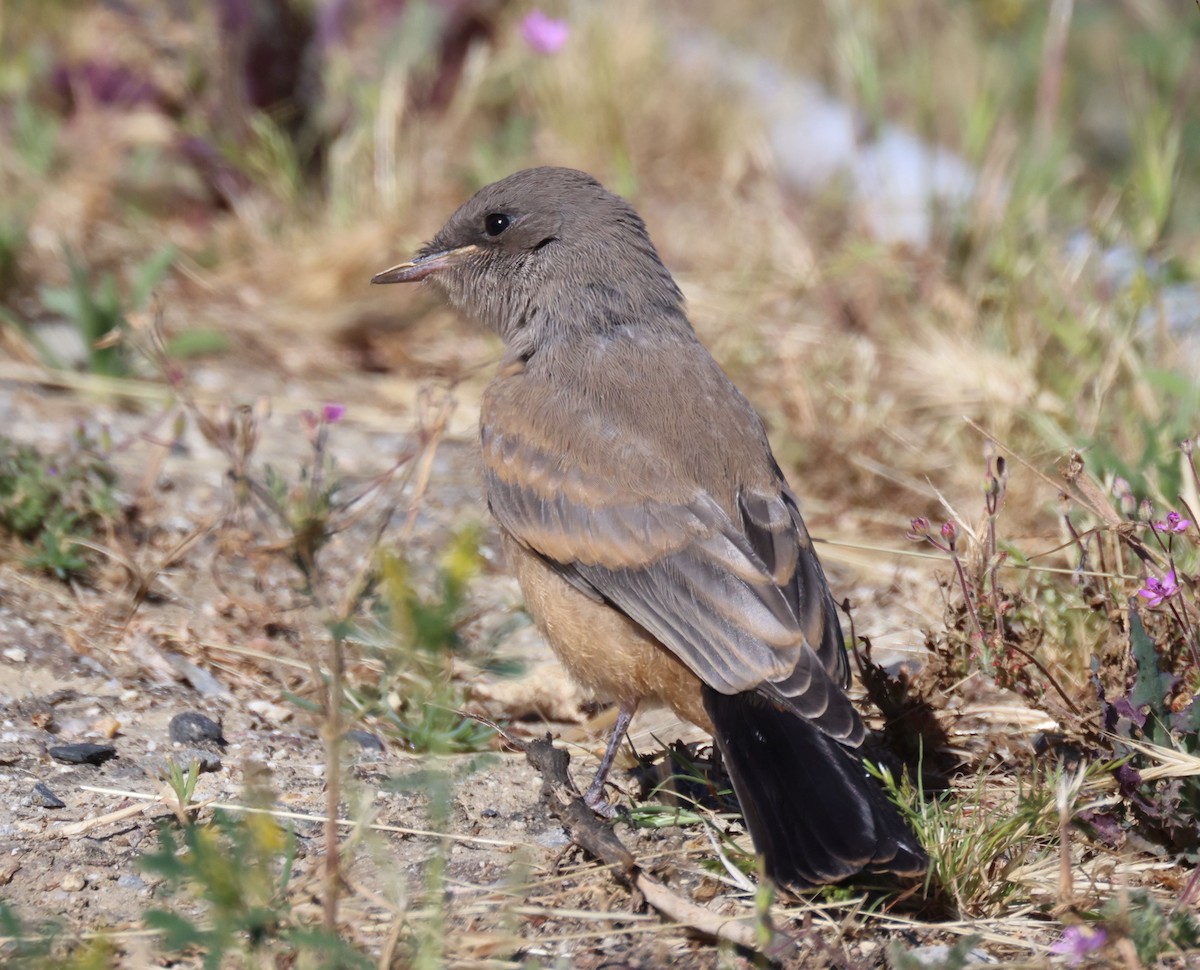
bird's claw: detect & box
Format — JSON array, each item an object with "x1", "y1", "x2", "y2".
[{"x1": 583, "y1": 786, "x2": 619, "y2": 818}]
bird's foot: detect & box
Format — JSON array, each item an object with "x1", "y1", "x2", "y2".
[{"x1": 583, "y1": 785, "x2": 619, "y2": 818}]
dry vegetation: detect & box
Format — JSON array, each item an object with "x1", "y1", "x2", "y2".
[{"x1": 1, "y1": 0, "x2": 1199, "y2": 967}]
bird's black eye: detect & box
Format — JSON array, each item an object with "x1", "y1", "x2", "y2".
[{"x1": 484, "y1": 213, "x2": 511, "y2": 237}]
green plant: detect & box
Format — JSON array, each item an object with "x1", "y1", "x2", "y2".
[
  {"x1": 0, "y1": 430, "x2": 118, "y2": 580},
  {"x1": 11, "y1": 98, "x2": 60, "y2": 174},
  {"x1": 0, "y1": 214, "x2": 27, "y2": 298},
  {"x1": 353, "y1": 531, "x2": 496, "y2": 755},
  {"x1": 0, "y1": 903, "x2": 114, "y2": 970},
  {"x1": 882, "y1": 759, "x2": 1078, "y2": 917},
  {"x1": 163, "y1": 759, "x2": 202, "y2": 809},
  {"x1": 36, "y1": 245, "x2": 174, "y2": 375},
  {"x1": 140, "y1": 808, "x2": 370, "y2": 969},
  {"x1": 1105, "y1": 890, "x2": 1200, "y2": 965}
]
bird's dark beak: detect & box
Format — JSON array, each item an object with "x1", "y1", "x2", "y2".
[{"x1": 370, "y1": 244, "x2": 480, "y2": 284}]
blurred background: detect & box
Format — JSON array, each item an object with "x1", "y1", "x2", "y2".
[{"x1": 2, "y1": 0, "x2": 1198, "y2": 508}]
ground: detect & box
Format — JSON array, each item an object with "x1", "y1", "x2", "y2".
[
  {"x1": 0, "y1": 346, "x2": 1123, "y2": 969},
  {"x1": 0, "y1": 349, "x2": 1052, "y2": 968}
]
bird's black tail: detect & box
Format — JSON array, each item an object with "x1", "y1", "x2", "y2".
[{"x1": 703, "y1": 686, "x2": 927, "y2": 888}]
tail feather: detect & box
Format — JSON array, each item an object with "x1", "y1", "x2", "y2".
[{"x1": 703, "y1": 686, "x2": 927, "y2": 888}]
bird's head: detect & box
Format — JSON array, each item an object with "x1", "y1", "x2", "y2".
[{"x1": 372, "y1": 167, "x2": 683, "y2": 349}]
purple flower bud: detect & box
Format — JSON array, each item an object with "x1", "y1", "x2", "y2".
[
  {"x1": 908, "y1": 516, "x2": 930, "y2": 538},
  {"x1": 940, "y1": 521, "x2": 957, "y2": 549},
  {"x1": 321, "y1": 403, "x2": 346, "y2": 424}
]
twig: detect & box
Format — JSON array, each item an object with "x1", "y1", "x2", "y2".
[
  {"x1": 1004, "y1": 642, "x2": 1080, "y2": 716},
  {"x1": 521, "y1": 735, "x2": 767, "y2": 952},
  {"x1": 76, "y1": 784, "x2": 535, "y2": 849}
]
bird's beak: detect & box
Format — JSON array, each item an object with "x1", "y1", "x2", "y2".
[{"x1": 370, "y1": 244, "x2": 480, "y2": 284}]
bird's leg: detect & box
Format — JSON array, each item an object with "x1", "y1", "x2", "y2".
[{"x1": 582, "y1": 703, "x2": 636, "y2": 816}]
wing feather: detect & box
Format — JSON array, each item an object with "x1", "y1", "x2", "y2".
[{"x1": 482, "y1": 369, "x2": 861, "y2": 744}]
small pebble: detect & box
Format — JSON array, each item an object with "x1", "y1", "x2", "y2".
[
  {"x1": 117, "y1": 873, "x2": 147, "y2": 891},
  {"x1": 346, "y1": 729, "x2": 384, "y2": 752},
  {"x1": 169, "y1": 712, "x2": 225, "y2": 746},
  {"x1": 534, "y1": 828, "x2": 570, "y2": 849},
  {"x1": 92, "y1": 715, "x2": 121, "y2": 739},
  {"x1": 31, "y1": 782, "x2": 65, "y2": 808},
  {"x1": 48, "y1": 743, "x2": 117, "y2": 766},
  {"x1": 59, "y1": 872, "x2": 86, "y2": 892},
  {"x1": 246, "y1": 699, "x2": 292, "y2": 725}
]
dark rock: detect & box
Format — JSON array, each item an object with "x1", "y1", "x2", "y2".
[
  {"x1": 48, "y1": 743, "x2": 116, "y2": 766},
  {"x1": 346, "y1": 729, "x2": 384, "y2": 752},
  {"x1": 169, "y1": 712, "x2": 226, "y2": 746},
  {"x1": 31, "y1": 782, "x2": 65, "y2": 808}
]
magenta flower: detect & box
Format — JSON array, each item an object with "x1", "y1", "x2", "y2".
[
  {"x1": 520, "y1": 10, "x2": 569, "y2": 54},
  {"x1": 1138, "y1": 570, "x2": 1179, "y2": 607},
  {"x1": 321, "y1": 403, "x2": 346, "y2": 424},
  {"x1": 1049, "y1": 925, "x2": 1107, "y2": 965},
  {"x1": 1153, "y1": 510, "x2": 1191, "y2": 533}
]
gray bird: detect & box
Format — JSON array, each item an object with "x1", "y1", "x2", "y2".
[{"x1": 372, "y1": 166, "x2": 927, "y2": 887}]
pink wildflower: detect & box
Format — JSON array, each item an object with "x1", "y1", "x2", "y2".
[
  {"x1": 520, "y1": 10, "x2": 569, "y2": 54},
  {"x1": 1049, "y1": 925, "x2": 1107, "y2": 965},
  {"x1": 1153, "y1": 510, "x2": 1190, "y2": 533},
  {"x1": 1138, "y1": 570, "x2": 1179, "y2": 607}
]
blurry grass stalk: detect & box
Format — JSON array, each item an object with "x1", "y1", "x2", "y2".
[
  {"x1": 244, "y1": 112, "x2": 305, "y2": 210},
  {"x1": 411, "y1": 769, "x2": 451, "y2": 970},
  {"x1": 824, "y1": 0, "x2": 883, "y2": 135},
  {"x1": 1127, "y1": 101, "x2": 1182, "y2": 250},
  {"x1": 1033, "y1": 0, "x2": 1074, "y2": 154}
]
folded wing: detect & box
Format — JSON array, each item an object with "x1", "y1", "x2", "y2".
[{"x1": 482, "y1": 416, "x2": 864, "y2": 746}]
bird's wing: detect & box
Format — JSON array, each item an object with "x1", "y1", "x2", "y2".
[{"x1": 482, "y1": 391, "x2": 862, "y2": 745}]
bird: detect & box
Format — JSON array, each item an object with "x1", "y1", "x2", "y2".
[{"x1": 371, "y1": 166, "x2": 927, "y2": 888}]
